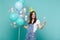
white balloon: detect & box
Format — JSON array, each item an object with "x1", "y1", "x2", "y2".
[
  {"x1": 25, "y1": 15, "x2": 28, "y2": 21},
  {"x1": 19, "y1": 14, "x2": 23, "y2": 17},
  {"x1": 8, "y1": 7, "x2": 15, "y2": 12},
  {"x1": 25, "y1": 15, "x2": 27, "y2": 18},
  {"x1": 15, "y1": 1, "x2": 23, "y2": 10},
  {"x1": 23, "y1": 7, "x2": 26, "y2": 13},
  {"x1": 13, "y1": 22, "x2": 16, "y2": 25},
  {"x1": 20, "y1": 11, "x2": 22, "y2": 14},
  {"x1": 11, "y1": 8, "x2": 14, "y2": 12},
  {"x1": 43, "y1": 16, "x2": 46, "y2": 19},
  {"x1": 10, "y1": 22, "x2": 17, "y2": 28}
]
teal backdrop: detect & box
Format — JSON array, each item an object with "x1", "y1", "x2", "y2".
[{"x1": 0, "y1": 0, "x2": 60, "y2": 40}]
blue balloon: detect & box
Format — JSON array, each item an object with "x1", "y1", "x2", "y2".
[
  {"x1": 19, "y1": 0, "x2": 25, "y2": 4},
  {"x1": 9, "y1": 13, "x2": 18, "y2": 21},
  {"x1": 16, "y1": 17, "x2": 24, "y2": 26},
  {"x1": 15, "y1": 1, "x2": 23, "y2": 11}
]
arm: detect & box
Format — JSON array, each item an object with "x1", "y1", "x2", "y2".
[
  {"x1": 38, "y1": 21, "x2": 46, "y2": 30},
  {"x1": 24, "y1": 25, "x2": 28, "y2": 29}
]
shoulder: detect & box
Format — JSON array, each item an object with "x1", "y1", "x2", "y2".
[
  {"x1": 36, "y1": 19, "x2": 40, "y2": 24},
  {"x1": 36, "y1": 19, "x2": 40, "y2": 23}
]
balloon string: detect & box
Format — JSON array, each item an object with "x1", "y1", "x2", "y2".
[{"x1": 18, "y1": 27, "x2": 20, "y2": 40}]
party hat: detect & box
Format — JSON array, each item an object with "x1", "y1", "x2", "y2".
[{"x1": 30, "y1": 7, "x2": 34, "y2": 12}]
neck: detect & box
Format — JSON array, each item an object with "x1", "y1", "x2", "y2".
[
  {"x1": 31, "y1": 18, "x2": 34, "y2": 24},
  {"x1": 32, "y1": 18, "x2": 34, "y2": 20}
]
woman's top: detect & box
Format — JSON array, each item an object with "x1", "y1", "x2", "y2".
[{"x1": 33, "y1": 20, "x2": 40, "y2": 32}]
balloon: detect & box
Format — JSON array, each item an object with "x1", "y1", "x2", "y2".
[
  {"x1": 23, "y1": 7, "x2": 29, "y2": 14},
  {"x1": 16, "y1": 17, "x2": 24, "y2": 26},
  {"x1": 19, "y1": 0, "x2": 25, "y2": 4},
  {"x1": 24, "y1": 15, "x2": 28, "y2": 21},
  {"x1": 19, "y1": 14, "x2": 23, "y2": 17},
  {"x1": 19, "y1": 10, "x2": 23, "y2": 14},
  {"x1": 10, "y1": 22, "x2": 17, "y2": 28},
  {"x1": 8, "y1": 7, "x2": 15, "y2": 12},
  {"x1": 23, "y1": 7, "x2": 27, "y2": 13},
  {"x1": 13, "y1": 22, "x2": 17, "y2": 28},
  {"x1": 10, "y1": 7, "x2": 14, "y2": 12},
  {"x1": 15, "y1": 1, "x2": 23, "y2": 11},
  {"x1": 43, "y1": 16, "x2": 46, "y2": 19},
  {"x1": 13, "y1": 22, "x2": 16, "y2": 25},
  {"x1": 9, "y1": 12, "x2": 18, "y2": 21}
]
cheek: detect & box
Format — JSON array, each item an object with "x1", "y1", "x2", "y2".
[{"x1": 32, "y1": 15, "x2": 35, "y2": 18}]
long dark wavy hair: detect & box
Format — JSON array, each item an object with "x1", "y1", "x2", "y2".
[{"x1": 29, "y1": 11, "x2": 37, "y2": 24}]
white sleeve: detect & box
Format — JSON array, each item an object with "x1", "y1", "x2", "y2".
[
  {"x1": 33, "y1": 20, "x2": 40, "y2": 32},
  {"x1": 36, "y1": 20, "x2": 40, "y2": 25}
]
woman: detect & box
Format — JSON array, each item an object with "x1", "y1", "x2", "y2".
[{"x1": 24, "y1": 11, "x2": 46, "y2": 40}]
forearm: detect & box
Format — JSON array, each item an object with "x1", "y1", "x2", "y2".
[
  {"x1": 41, "y1": 21, "x2": 46, "y2": 29},
  {"x1": 40, "y1": 24, "x2": 45, "y2": 29},
  {"x1": 39, "y1": 22, "x2": 46, "y2": 30},
  {"x1": 24, "y1": 25, "x2": 28, "y2": 29}
]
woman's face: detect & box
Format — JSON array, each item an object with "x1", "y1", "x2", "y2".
[{"x1": 32, "y1": 12, "x2": 36, "y2": 19}]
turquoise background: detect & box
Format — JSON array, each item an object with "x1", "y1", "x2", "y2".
[{"x1": 0, "y1": 0, "x2": 60, "y2": 40}]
